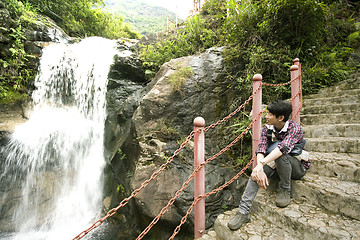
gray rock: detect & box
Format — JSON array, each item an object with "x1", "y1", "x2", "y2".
[{"x1": 125, "y1": 47, "x2": 248, "y2": 236}]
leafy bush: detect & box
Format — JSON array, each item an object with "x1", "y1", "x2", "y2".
[
  {"x1": 16, "y1": 0, "x2": 140, "y2": 39},
  {"x1": 139, "y1": 15, "x2": 217, "y2": 74},
  {"x1": 1, "y1": 0, "x2": 141, "y2": 103},
  {"x1": 139, "y1": 0, "x2": 358, "y2": 101},
  {"x1": 0, "y1": 1, "x2": 36, "y2": 102}
]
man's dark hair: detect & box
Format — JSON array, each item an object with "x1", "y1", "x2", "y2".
[{"x1": 267, "y1": 100, "x2": 292, "y2": 122}]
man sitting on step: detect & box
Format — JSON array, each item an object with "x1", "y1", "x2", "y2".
[{"x1": 228, "y1": 99, "x2": 310, "y2": 231}]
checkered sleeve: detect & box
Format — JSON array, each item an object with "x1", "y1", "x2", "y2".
[
  {"x1": 277, "y1": 121, "x2": 304, "y2": 154},
  {"x1": 255, "y1": 126, "x2": 269, "y2": 155}
]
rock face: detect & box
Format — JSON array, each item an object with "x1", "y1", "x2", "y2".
[
  {"x1": 119, "y1": 47, "x2": 249, "y2": 238},
  {"x1": 104, "y1": 39, "x2": 147, "y2": 161}
]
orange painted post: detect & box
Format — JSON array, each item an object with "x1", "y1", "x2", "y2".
[
  {"x1": 252, "y1": 74, "x2": 262, "y2": 168},
  {"x1": 194, "y1": 117, "x2": 205, "y2": 239},
  {"x1": 290, "y1": 65, "x2": 300, "y2": 124}
]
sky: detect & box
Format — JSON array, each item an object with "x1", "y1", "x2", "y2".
[{"x1": 143, "y1": 0, "x2": 194, "y2": 19}]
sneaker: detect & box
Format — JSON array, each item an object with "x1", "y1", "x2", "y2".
[
  {"x1": 227, "y1": 211, "x2": 250, "y2": 231},
  {"x1": 276, "y1": 188, "x2": 290, "y2": 208}
]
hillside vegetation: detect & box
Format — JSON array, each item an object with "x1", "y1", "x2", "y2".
[
  {"x1": 0, "y1": 0, "x2": 140, "y2": 103},
  {"x1": 104, "y1": 0, "x2": 179, "y2": 35},
  {"x1": 139, "y1": 0, "x2": 360, "y2": 102},
  {"x1": 1, "y1": 0, "x2": 359, "y2": 108}
]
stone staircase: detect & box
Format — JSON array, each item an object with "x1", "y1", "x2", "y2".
[{"x1": 200, "y1": 73, "x2": 360, "y2": 240}]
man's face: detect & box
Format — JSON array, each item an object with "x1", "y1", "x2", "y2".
[{"x1": 265, "y1": 112, "x2": 283, "y2": 125}]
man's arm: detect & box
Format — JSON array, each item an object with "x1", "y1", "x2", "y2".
[
  {"x1": 260, "y1": 146, "x2": 282, "y2": 165},
  {"x1": 251, "y1": 147, "x2": 283, "y2": 189}
]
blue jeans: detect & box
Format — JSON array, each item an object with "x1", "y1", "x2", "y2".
[{"x1": 239, "y1": 154, "x2": 306, "y2": 214}]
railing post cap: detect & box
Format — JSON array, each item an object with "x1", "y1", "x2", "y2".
[
  {"x1": 252, "y1": 74, "x2": 262, "y2": 81},
  {"x1": 290, "y1": 65, "x2": 299, "y2": 71},
  {"x1": 293, "y1": 58, "x2": 300, "y2": 63},
  {"x1": 194, "y1": 117, "x2": 205, "y2": 127}
]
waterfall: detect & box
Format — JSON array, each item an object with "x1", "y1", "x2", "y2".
[{"x1": 0, "y1": 37, "x2": 117, "y2": 239}]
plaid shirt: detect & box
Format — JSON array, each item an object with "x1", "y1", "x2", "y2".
[{"x1": 256, "y1": 120, "x2": 310, "y2": 170}]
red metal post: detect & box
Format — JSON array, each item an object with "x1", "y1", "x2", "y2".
[
  {"x1": 290, "y1": 64, "x2": 300, "y2": 124},
  {"x1": 194, "y1": 117, "x2": 205, "y2": 239},
  {"x1": 294, "y1": 58, "x2": 302, "y2": 114},
  {"x1": 252, "y1": 74, "x2": 262, "y2": 168}
]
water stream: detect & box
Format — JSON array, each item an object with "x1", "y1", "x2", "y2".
[{"x1": 0, "y1": 37, "x2": 117, "y2": 239}]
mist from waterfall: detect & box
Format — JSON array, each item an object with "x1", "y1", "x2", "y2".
[{"x1": 0, "y1": 37, "x2": 117, "y2": 240}]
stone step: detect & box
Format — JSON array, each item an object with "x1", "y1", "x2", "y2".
[
  {"x1": 301, "y1": 103, "x2": 359, "y2": 115},
  {"x1": 318, "y1": 78, "x2": 360, "y2": 94},
  {"x1": 305, "y1": 84, "x2": 360, "y2": 99},
  {"x1": 301, "y1": 112, "x2": 360, "y2": 125},
  {"x1": 210, "y1": 190, "x2": 360, "y2": 240},
  {"x1": 305, "y1": 137, "x2": 360, "y2": 154},
  {"x1": 253, "y1": 190, "x2": 360, "y2": 240},
  {"x1": 303, "y1": 92, "x2": 360, "y2": 107},
  {"x1": 307, "y1": 152, "x2": 360, "y2": 183},
  {"x1": 303, "y1": 124, "x2": 360, "y2": 138},
  {"x1": 292, "y1": 174, "x2": 360, "y2": 220},
  {"x1": 201, "y1": 208, "x2": 302, "y2": 240}
]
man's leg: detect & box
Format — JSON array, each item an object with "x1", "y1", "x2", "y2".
[
  {"x1": 228, "y1": 166, "x2": 275, "y2": 230},
  {"x1": 239, "y1": 165, "x2": 276, "y2": 213},
  {"x1": 275, "y1": 154, "x2": 306, "y2": 207}
]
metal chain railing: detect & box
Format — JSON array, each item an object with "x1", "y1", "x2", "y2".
[
  {"x1": 73, "y1": 131, "x2": 195, "y2": 240},
  {"x1": 72, "y1": 85, "x2": 264, "y2": 240},
  {"x1": 261, "y1": 74, "x2": 300, "y2": 87},
  {"x1": 136, "y1": 111, "x2": 264, "y2": 240},
  {"x1": 169, "y1": 154, "x2": 257, "y2": 239},
  {"x1": 73, "y1": 68, "x2": 303, "y2": 240}
]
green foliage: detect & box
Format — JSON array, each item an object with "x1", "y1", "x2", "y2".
[
  {"x1": 1, "y1": 0, "x2": 140, "y2": 103},
  {"x1": 139, "y1": 0, "x2": 357, "y2": 99},
  {"x1": 138, "y1": 15, "x2": 217, "y2": 73},
  {"x1": 138, "y1": 0, "x2": 358, "y2": 167},
  {"x1": 116, "y1": 184, "x2": 125, "y2": 193},
  {"x1": 261, "y1": 0, "x2": 327, "y2": 50},
  {"x1": 1, "y1": 1, "x2": 40, "y2": 103},
  {"x1": 167, "y1": 63, "x2": 193, "y2": 92},
  {"x1": 0, "y1": 23, "x2": 36, "y2": 102},
  {"x1": 104, "y1": 0, "x2": 178, "y2": 35},
  {"x1": 117, "y1": 148, "x2": 127, "y2": 161},
  {"x1": 17, "y1": 0, "x2": 140, "y2": 39}
]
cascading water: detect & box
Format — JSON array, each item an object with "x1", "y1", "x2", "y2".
[{"x1": 0, "y1": 37, "x2": 117, "y2": 239}]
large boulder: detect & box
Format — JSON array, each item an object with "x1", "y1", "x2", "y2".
[{"x1": 124, "y1": 47, "x2": 248, "y2": 238}]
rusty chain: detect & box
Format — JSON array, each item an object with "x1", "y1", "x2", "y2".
[
  {"x1": 73, "y1": 72, "x2": 302, "y2": 240},
  {"x1": 72, "y1": 131, "x2": 195, "y2": 240},
  {"x1": 136, "y1": 111, "x2": 264, "y2": 240},
  {"x1": 262, "y1": 74, "x2": 300, "y2": 87},
  {"x1": 169, "y1": 154, "x2": 257, "y2": 240}
]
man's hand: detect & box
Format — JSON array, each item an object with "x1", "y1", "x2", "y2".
[{"x1": 251, "y1": 164, "x2": 269, "y2": 189}]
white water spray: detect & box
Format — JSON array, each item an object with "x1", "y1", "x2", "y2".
[{"x1": 1, "y1": 37, "x2": 117, "y2": 239}]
